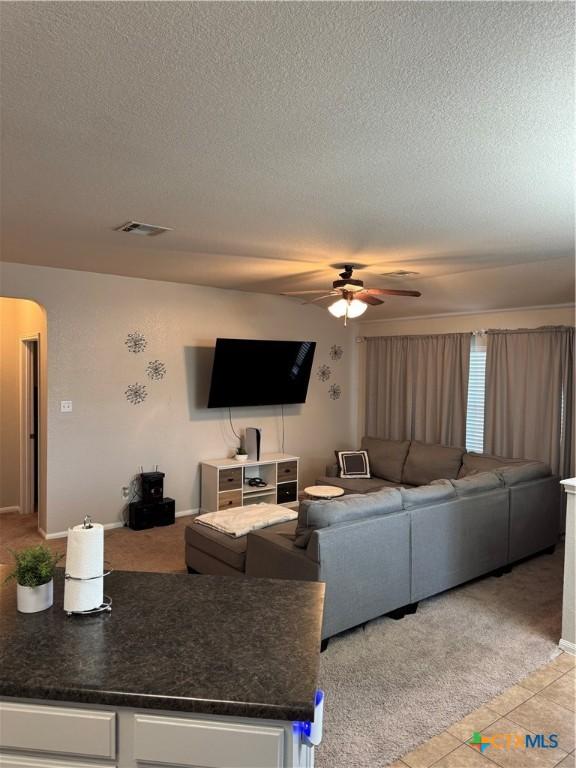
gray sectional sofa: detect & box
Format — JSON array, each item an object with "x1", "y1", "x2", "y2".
[{"x1": 186, "y1": 438, "x2": 560, "y2": 642}]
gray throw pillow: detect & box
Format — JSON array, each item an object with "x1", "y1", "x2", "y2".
[
  {"x1": 402, "y1": 442, "x2": 464, "y2": 485},
  {"x1": 401, "y1": 480, "x2": 457, "y2": 509},
  {"x1": 361, "y1": 436, "x2": 411, "y2": 483},
  {"x1": 450, "y1": 471, "x2": 503, "y2": 496},
  {"x1": 294, "y1": 487, "x2": 403, "y2": 548}
]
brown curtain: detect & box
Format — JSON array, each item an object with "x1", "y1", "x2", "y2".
[
  {"x1": 365, "y1": 333, "x2": 471, "y2": 446},
  {"x1": 484, "y1": 326, "x2": 574, "y2": 477}
]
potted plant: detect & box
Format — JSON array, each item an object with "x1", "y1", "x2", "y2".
[
  {"x1": 5, "y1": 546, "x2": 63, "y2": 613},
  {"x1": 235, "y1": 447, "x2": 248, "y2": 463}
]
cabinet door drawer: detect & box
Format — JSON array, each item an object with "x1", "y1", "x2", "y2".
[
  {"x1": 0, "y1": 754, "x2": 115, "y2": 768},
  {"x1": 218, "y1": 489, "x2": 242, "y2": 510},
  {"x1": 277, "y1": 481, "x2": 297, "y2": 504},
  {"x1": 0, "y1": 703, "x2": 115, "y2": 759},
  {"x1": 134, "y1": 714, "x2": 284, "y2": 768},
  {"x1": 278, "y1": 461, "x2": 298, "y2": 482},
  {"x1": 218, "y1": 468, "x2": 242, "y2": 491}
]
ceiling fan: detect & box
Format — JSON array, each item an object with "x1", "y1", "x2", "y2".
[{"x1": 282, "y1": 264, "x2": 421, "y2": 324}]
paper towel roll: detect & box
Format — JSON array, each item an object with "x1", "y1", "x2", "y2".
[{"x1": 64, "y1": 522, "x2": 104, "y2": 613}]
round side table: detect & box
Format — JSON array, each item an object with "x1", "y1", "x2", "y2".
[{"x1": 304, "y1": 485, "x2": 345, "y2": 500}]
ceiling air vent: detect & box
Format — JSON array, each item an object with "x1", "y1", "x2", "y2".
[
  {"x1": 380, "y1": 270, "x2": 420, "y2": 278},
  {"x1": 116, "y1": 221, "x2": 172, "y2": 236}
]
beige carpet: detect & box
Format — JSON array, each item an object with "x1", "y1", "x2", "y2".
[
  {"x1": 316, "y1": 546, "x2": 564, "y2": 768},
  {"x1": 0, "y1": 511, "x2": 189, "y2": 572}
]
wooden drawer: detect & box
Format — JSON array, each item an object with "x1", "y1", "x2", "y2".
[
  {"x1": 218, "y1": 467, "x2": 242, "y2": 491},
  {"x1": 277, "y1": 461, "x2": 298, "y2": 482},
  {"x1": 0, "y1": 702, "x2": 115, "y2": 759},
  {"x1": 218, "y1": 489, "x2": 242, "y2": 510},
  {"x1": 134, "y1": 713, "x2": 284, "y2": 768}
]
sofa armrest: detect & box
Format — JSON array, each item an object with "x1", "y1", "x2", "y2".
[
  {"x1": 246, "y1": 529, "x2": 320, "y2": 582},
  {"x1": 325, "y1": 462, "x2": 339, "y2": 477}
]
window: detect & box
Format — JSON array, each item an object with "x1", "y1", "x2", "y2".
[{"x1": 465, "y1": 333, "x2": 487, "y2": 453}]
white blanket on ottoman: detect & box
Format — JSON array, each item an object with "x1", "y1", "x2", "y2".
[{"x1": 195, "y1": 503, "x2": 297, "y2": 538}]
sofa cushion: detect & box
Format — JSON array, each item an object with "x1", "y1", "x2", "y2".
[
  {"x1": 458, "y1": 451, "x2": 526, "y2": 478},
  {"x1": 400, "y1": 480, "x2": 457, "y2": 509},
  {"x1": 186, "y1": 519, "x2": 296, "y2": 571},
  {"x1": 315, "y1": 476, "x2": 406, "y2": 494},
  {"x1": 295, "y1": 487, "x2": 403, "y2": 547},
  {"x1": 361, "y1": 437, "x2": 411, "y2": 483},
  {"x1": 402, "y1": 441, "x2": 464, "y2": 485},
  {"x1": 495, "y1": 462, "x2": 551, "y2": 486},
  {"x1": 450, "y1": 471, "x2": 503, "y2": 496}
]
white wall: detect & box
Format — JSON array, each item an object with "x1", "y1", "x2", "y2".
[
  {"x1": 0, "y1": 263, "x2": 356, "y2": 535},
  {"x1": 355, "y1": 305, "x2": 576, "y2": 444}
]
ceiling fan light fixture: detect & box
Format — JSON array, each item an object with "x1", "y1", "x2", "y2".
[
  {"x1": 328, "y1": 298, "x2": 348, "y2": 318},
  {"x1": 347, "y1": 299, "x2": 368, "y2": 318}
]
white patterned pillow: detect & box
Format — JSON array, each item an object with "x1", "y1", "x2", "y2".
[{"x1": 336, "y1": 450, "x2": 371, "y2": 479}]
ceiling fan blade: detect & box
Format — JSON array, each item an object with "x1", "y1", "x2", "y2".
[
  {"x1": 281, "y1": 289, "x2": 334, "y2": 296},
  {"x1": 307, "y1": 293, "x2": 341, "y2": 303},
  {"x1": 362, "y1": 288, "x2": 422, "y2": 297},
  {"x1": 356, "y1": 293, "x2": 384, "y2": 306}
]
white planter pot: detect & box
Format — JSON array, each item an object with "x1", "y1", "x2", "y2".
[
  {"x1": 17, "y1": 580, "x2": 53, "y2": 613},
  {"x1": 235, "y1": 454, "x2": 248, "y2": 462}
]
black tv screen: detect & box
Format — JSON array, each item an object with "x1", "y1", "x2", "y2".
[{"x1": 207, "y1": 339, "x2": 316, "y2": 408}]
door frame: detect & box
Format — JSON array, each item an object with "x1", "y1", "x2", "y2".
[{"x1": 19, "y1": 333, "x2": 41, "y2": 516}]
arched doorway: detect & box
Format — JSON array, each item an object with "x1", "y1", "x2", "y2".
[{"x1": 0, "y1": 297, "x2": 47, "y2": 537}]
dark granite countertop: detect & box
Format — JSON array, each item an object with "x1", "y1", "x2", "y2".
[{"x1": 0, "y1": 568, "x2": 324, "y2": 721}]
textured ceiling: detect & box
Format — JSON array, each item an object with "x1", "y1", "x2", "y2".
[{"x1": 1, "y1": 1, "x2": 574, "y2": 317}]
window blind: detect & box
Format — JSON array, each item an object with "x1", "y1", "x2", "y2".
[{"x1": 465, "y1": 334, "x2": 487, "y2": 453}]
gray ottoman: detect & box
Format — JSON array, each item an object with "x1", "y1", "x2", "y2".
[{"x1": 185, "y1": 519, "x2": 297, "y2": 576}]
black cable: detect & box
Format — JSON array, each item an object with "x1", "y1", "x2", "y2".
[
  {"x1": 281, "y1": 404, "x2": 285, "y2": 453},
  {"x1": 228, "y1": 407, "x2": 241, "y2": 441}
]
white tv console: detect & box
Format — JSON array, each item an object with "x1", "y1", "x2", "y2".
[{"x1": 200, "y1": 453, "x2": 299, "y2": 512}]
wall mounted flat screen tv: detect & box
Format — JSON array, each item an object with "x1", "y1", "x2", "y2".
[{"x1": 207, "y1": 338, "x2": 316, "y2": 408}]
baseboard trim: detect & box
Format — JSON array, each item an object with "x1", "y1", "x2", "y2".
[
  {"x1": 559, "y1": 639, "x2": 576, "y2": 656},
  {"x1": 0, "y1": 506, "x2": 21, "y2": 514},
  {"x1": 40, "y1": 509, "x2": 197, "y2": 539}
]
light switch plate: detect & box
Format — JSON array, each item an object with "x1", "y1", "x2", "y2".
[{"x1": 60, "y1": 400, "x2": 73, "y2": 413}]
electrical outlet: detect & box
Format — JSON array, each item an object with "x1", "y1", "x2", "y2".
[
  {"x1": 121, "y1": 486, "x2": 130, "y2": 499},
  {"x1": 60, "y1": 400, "x2": 73, "y2": 413}
]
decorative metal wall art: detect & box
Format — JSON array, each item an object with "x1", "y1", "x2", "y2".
[
  {"x1": 329, "y1": 383, "x2": 342, "y2": 400},
  {"x1": 146, "y1": 360, "x2": 167, "y2": 381},
  {"x1": 125, "y1": 382, "x2": 148, "y2": 405},
  {"x1": 125, "y1": 331, "x2": 147, "y2": 354},
  {"x1": 329, "y1": 344, "x2": 343, "y2": 361}
]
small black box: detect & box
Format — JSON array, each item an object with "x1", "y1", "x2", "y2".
[{"x1": 154, "y1": 497, "x2": 175, "y2": 527}]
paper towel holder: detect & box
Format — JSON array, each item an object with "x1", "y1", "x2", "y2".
[{"x1": 65, "y1": 557, "x2": 113, "y2": 617}]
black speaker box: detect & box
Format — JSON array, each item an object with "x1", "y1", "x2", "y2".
[
  {"x1": 154, "y1": 497, "x2": 175, "y2": 527},
  {"x1": 140, "y1": 471, "x2": 165, "y2": 504},
  {"x1": 128, "y1": 497, "x2": 175, "y2": 530}
]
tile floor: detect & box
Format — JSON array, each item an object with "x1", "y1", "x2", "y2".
[{"x1": 391, "y1": 653, "x2": 575, "y2": 768}]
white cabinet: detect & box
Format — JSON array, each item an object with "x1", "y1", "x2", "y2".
[
  {"x1": 0, "y1": 699, "x2": 317, "y2": 768},
  {"x1": 0, "y1": 702, "x2": 115, "y2": 759},
  {"x1": 134, "y1": 714, "x2": 284, "y2": 767},
  {"x1": 201, "y1": 454, "x2": 299, "y2": 512}
]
